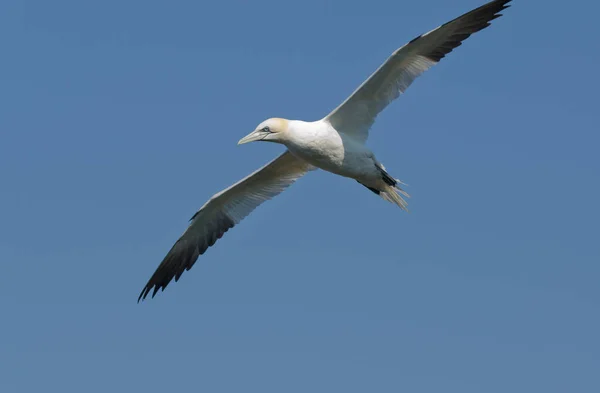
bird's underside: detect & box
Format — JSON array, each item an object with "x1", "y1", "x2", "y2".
[{"x1": 138, "y1": 0, "x2": 512, "y2": 301}]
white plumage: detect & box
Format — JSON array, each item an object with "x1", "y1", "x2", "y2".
[{"x1": 138, "y1": 0, "x2": 512, "y2": 301}]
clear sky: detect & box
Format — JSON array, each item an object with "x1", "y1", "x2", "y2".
[{"x1": 1, "y1": 0, "x2": 599, "y2": 392}]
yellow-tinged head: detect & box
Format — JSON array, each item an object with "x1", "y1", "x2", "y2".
[{"x1": 238, "y1": 118, "x2": 290, "y2": 145}]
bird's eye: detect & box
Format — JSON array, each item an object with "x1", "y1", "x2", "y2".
[{"x1": 261, "y1": 126, "x2": 271, "y2": 133}]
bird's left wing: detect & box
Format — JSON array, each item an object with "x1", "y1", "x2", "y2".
[
  {"x1": 138, "y1": 150, "x2": 314, "y2": 301},
  {"x1": 325, "y1": 0, "x2": 511, "y2": 143}
]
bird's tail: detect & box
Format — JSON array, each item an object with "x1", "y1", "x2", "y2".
[
  {"x1": 377, "y1": 164, "x2": 410, "y2": 211},
  {"x1": 380, "y1": 182, "x2": 410, "y2": 211}
]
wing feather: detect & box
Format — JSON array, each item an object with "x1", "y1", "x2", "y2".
[
  {"x1": 325, "y1": 0, "x2": 511, "y2": 143},
  {"x1": 138, "y1": 150, "x2": 314, "y2": 301}
]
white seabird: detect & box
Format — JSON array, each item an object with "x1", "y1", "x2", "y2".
[{"x1": 138, "y1": 0, "x2": 512, "y2": 301}]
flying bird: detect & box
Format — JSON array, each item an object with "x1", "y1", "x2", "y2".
[{"x1": 138, "y1": 0, "x2": 512, "y2": 301}]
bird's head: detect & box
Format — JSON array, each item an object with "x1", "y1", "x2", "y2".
[{"x1": 238, "y1": 118, "x2": 289, "y2": 145}]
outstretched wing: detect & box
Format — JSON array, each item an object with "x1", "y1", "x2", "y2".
[
  {"x1": 325, "y1": 0, "x2": 511, "y2": 143},
  {"x1": 138, "y1": 150, "x2": 314, "y2": 301}
]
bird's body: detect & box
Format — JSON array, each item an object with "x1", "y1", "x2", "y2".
[
  {"x1": 283, "y1": 119, "x2": 407, "y2": 205},
  {"x1": 285, "y1": 120, "x2": 387, "y2": 188},
  {"x1": 138, "y1": 0, "x2": 513, "y2": 301}
]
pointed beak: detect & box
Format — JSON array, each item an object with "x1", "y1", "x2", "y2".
[{"x1": 238, "y1": 130, "x2": 268, "y2": 145}]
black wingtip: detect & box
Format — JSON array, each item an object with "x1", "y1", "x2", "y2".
[
  {"x1": 153, "y1": 284, "x2": 167, "y2": 298},
  {"x1": 136, "y1": 283, "x2": 162, "y2": 303},
  {"x1": 418, "y1": 0, "x2": 513, "y2": 63},
  {"x1": 137, "y1": 286, "x2": 150, "y2": 303}
]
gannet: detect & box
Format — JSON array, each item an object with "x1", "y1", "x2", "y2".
[{"x1": 138, "y1": 0, "x2": 512, "y2": 301}]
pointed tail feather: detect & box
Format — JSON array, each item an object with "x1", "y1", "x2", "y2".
[
  {"x1": 375, "y1": 163, "x2": 410, "y2": 211},
  {"x1": 380, "y1": 183, "x2": 410, "y2": 211}
]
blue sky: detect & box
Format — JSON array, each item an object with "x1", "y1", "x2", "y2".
[{"x1": 1, "y1": 0, "x2": 599, "y2": 391}]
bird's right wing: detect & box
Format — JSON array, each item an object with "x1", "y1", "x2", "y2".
[
  {"x1": 138, "y1": 150, "x2": 314, "y2": 301},
  {"x1": 325, "y1": 0, "x2": 511, "y2": 143}
]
